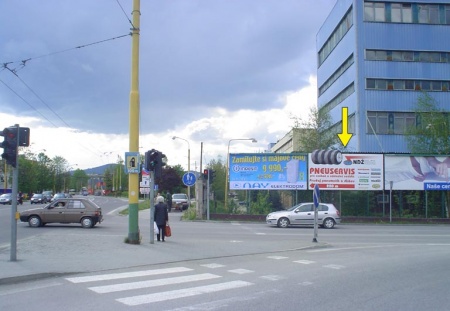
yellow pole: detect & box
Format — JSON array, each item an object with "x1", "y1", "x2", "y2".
[{"x1": 128, "y1": 0, "x2": 141, "y2": 243}]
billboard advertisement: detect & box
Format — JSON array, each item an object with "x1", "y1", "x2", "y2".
[
  {"x1": 228, "y1": 153, "x2": 308, "y2": 190},
  {"x1": 308, "y1": 152, "x2": 384, "y2": 190},
  {"x1": 384, "y1": 155, "x2": 450, "y2": 190}
]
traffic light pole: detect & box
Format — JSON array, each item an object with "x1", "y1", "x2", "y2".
[
  {"x1": 149, "y1": 171, "x2": 155, "y2": 244},
  {"x1": 10, "y1": 124, "x2": 20, "y2": 261}
]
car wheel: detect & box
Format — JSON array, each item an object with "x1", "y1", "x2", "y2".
[
  {"x1": 28, "y1": 216, "x2": 42, "y2": 227},
  {"x1": 81, "y1": 217, "x2": 94, "y2": 228},
  {"x1": 323, "y1": 218, "x2": 335, "y2": 229},
  {"x1": 277, "y1": 217, "x2": 290, "y2": 228}
]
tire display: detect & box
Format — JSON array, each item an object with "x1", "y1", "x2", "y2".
[{"x1": 311, "y1": 149, "x2": 342, "y2": 165}]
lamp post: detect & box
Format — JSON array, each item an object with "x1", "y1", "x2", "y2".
[
  {"x1": 172, "y1": 136, "x2": 191, "y2": 205},
  {"x1": 224, "y1": 138, "x2": 257, "y2": 212}
]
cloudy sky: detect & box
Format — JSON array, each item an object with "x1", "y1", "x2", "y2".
[{"x1": 0, "y1": 0, "x2": 336, "y2": 170}]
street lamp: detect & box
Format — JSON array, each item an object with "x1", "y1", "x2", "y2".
[
  {"x1": 225, "y1": 138, "x2": 257, "y2": 212},
  {"x1": 172, "y1": 136, "x2": 191, "y2": 205}
]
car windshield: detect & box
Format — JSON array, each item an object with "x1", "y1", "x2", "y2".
[
  {"x1": 173, "y1": 194, "x2": 187, "y2": 200},
  {"x1": 1, "y1": 194, "x2": 10, "y2": 198}
]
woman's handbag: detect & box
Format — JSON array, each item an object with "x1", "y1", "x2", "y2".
[{"x1": 165, "y1": 224, "x2": 172, "y2": 237}]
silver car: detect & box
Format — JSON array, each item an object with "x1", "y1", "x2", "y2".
[{"x1": 266, "y1": 202, "x2": 341, "y2": 229}]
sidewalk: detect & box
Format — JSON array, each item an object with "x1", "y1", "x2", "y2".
[{"x1": 0, "y1": 210, "x2": 325, "y2": 285}]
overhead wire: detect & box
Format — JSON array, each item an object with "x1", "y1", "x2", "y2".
[{"x1": 0, "y1": 1, "x2": 134, "y2": 163}]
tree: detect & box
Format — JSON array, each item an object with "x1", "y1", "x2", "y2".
[
  {"x1": 291, "y1": 106, "x2": 341, "y2": 153},
  {"x1": 156, "y1": 165, "x2": 185, "y2": 194},
  {"x1": 406, "y1": 92, "x2": 450, "y2": 154}
]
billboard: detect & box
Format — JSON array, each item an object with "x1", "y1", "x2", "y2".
[
  {"x1": 228, "y1": 153, "x2": 308, "y2": 190},
  {"x1": 308, "y1": 153, "x2": 384, "y2": 190},
  {"x1": 384, "y1": 155, "x2": 450, "y2": 190}
]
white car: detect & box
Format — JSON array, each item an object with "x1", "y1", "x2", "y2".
[{"x1": 266, "y1": 202, "x2": 341, "y2": 229}]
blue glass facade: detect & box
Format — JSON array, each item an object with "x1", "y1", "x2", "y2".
[{"x1": 317, "y1": 0, "x2": 450, "y2": 153}]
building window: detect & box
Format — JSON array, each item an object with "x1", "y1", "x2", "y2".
[
  {"x1": 366, "y1": 78, "x2": 450, "y2": 92},
  {"x1": 391, "y1": 3, "x2": 412, "y2": 23},
  {"x1": 446, "y1": 5, "x2": 450, "y2": 24},
  {"x1": 318, "y1": 8, "x2": 353, "y2": 67},
  {"x1": 318, "y1": 54, "x2": 354, "y2": 96},
  {"x1": 365, "y1": 1, "x2": 450, "y2": 25},
  {"x1": 321, "y1": 83, "x2": 355, "y2": 114},
  {"x1": 365, "y1": 2, "x2": 385, "y2": 22},
  {"x1": 367, "y1": 111, "x2": 416, "y2": 135},
  {"x1": 366, "y1": 49, "x2": 450, "y2": 64},
  {"x1": 404, "y1": 80, "x2": 414, "y2": 90}
]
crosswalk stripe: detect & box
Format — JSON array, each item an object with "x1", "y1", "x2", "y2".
[
  {"x1": 66, "y1": 267, "x2": 193, "y2": 283},
  {"x1": 116, "y1": 280, "x2": 253, "y2": 306},
  {"x1": 89, "y1": 273, "x2": 221, "y2": 294}
]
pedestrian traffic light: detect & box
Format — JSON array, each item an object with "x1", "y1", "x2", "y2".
[
  {"x1": 1, "y1": 127, "x2": 18, "y2": 168},
  {"x1": 203, "y1": 169, "x2": 209, "y2": 180},
  {"x1": 210, "y1": 169, "x2": 216, "y2": 183}
]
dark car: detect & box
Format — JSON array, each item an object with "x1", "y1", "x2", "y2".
[
  {"x1": 30, "y1": 194, "x2": 47, "y2": 204},
  {"x1": 19, "y1": 198, "x2": 103, "y2": 228},
  {"x1": 0, "y1": 193, "x2": 12, "y2": 205},
  {"x1": 42, "y1": 190, "x2": 53, "y2": 202}
]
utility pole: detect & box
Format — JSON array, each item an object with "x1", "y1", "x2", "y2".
[{"x1": 127, "y1": 0, "x2": 141, "y2": 243}]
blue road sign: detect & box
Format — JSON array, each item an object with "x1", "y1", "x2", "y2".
[
  {"x1": 313, "y1": 184, "x2": 320, "y2": 208},
  {"x1": 182, "y1": 172, "x2": 196, "y2": 186}
]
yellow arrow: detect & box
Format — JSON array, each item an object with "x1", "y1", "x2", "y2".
[{"x1": 337, "y1": 107, "x2": 352, "y2": 147}]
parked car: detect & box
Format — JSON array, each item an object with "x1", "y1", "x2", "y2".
[
  {"x1": 266, "y1": 202, "x2": 341, "y2": 229},
  {"x1": 30, "y1": 193, "x2": 47, "y2": 204},
  {"x1": 19, "y1": 198, "x2": 103, "y2": 228},
  {"x1": 171, "y1": 193, "x2": 189, "y2": 212},
  {"x1": 0, "y1": 193, "x2": 12, "y2": 205}
]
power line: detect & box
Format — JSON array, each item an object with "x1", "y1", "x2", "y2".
[
  {"x1": 1, "y1": 34, "x2": 130, "y2": 72},
  {"x1": 115, "y1": 0, "x2": 136, "y2": 29}
]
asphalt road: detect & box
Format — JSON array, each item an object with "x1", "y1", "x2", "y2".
[{"x1": 1, "y1": 206, "x2": 450, "y2": 311}]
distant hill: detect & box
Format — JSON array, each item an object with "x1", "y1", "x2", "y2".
[{"x1": 81, "y1": 164, "x2": 117, "y2": 176}]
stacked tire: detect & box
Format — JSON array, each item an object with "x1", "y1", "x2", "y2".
[{"x1": 311, "y1": 149, "x2": 343, "y2": 165}]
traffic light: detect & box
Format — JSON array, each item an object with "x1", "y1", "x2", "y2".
[
  {"x1": 145, "y1": 149, "x2": 159, "y2": 171},
  {"x1": 144, "y1": 149, "x2": 167, "y2": 179},
  {"x1": 203, "y1": 169, "x2": 209, "y2": 180},
  {"x1": 1, "y1": 127, "x2": 18, "y2": 167},
  {"x1": 210, "y1": 169, "x2": 216, "y2": 183}
]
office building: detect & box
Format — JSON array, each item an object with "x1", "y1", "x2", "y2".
[{"x1": 317, "y1": 0, "x2": 450, "y2": 152}]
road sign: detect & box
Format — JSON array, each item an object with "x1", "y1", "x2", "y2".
[
  {"x1": 313, "y1": 184, "x2": 320, "y2": 208},
  {"x1": 125, "y1": 152, "x2": 140, "y2": 174},
  {"x1": 183, "y1": 172, "x2": 196, "y2": 186}
]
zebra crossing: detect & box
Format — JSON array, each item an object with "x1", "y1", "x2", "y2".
[
  {"x1": 64, "y1": 255, "x2": 346, "y2": 306},
  {"x1": 66, "y1": 265, "x2": 254, "y2": 307}
]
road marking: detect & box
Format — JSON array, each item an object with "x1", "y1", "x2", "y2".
[
  {"x1": 89, "y1": 273, "x2": 221, "y2": 294},
  {"x1": 116, "y1": 281, "x2": 253, "y2": 306},
  {"x1": 293, "y1": 260, "x2": 316, "y2": 265},
  {"x1": 201, "y1": 263, "x2": 225, "y2": 269},
  {"x1": 299, "y1": 281, "x2": 313, "y2": 286},
  {"x1": 66, "y1": 267, "x2": 193, "y2": 283},
  {"x1": 229, "y1": 240, "x2": 243, "y2": 243},
  {"x1": 260, "y1": 275, "x2": 285, "y2": 281},
  {"x1": 228, "y1": 269, "x2": 254, "y2": 274},
  {"x1": 323, "y1": 264, "x2": 345, "y2": 270},
  {"x1": 267, "y1": 256, "x2": 288, "y2": 260}
]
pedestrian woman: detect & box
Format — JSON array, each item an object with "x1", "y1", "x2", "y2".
[{"x1": 154, "y1": 196, "x2": 169, "y2": 242}]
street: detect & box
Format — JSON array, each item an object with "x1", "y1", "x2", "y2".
[{"x1": 1, "y1": 198, "x2": 450, "y2": 310}]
